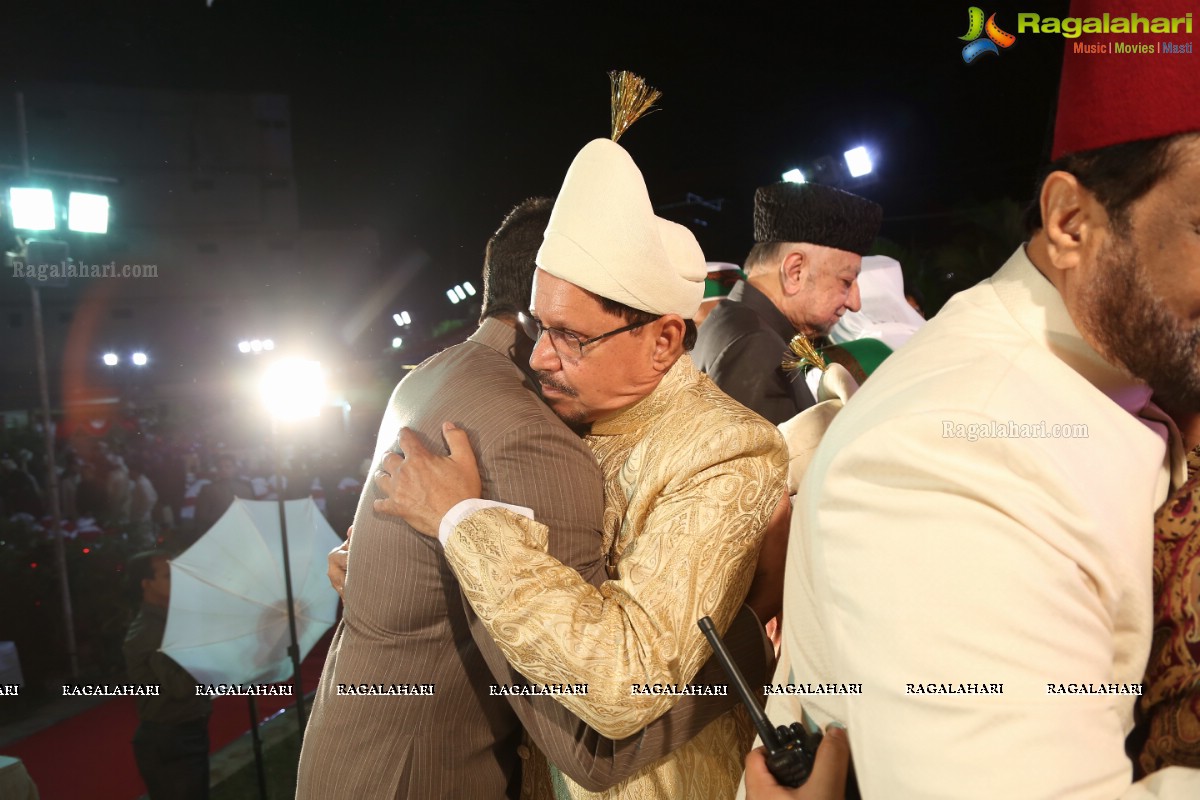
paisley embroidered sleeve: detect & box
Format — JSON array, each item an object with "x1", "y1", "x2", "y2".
[{"x1": 443, "y1": 429, "x2": 785, "y2": 739}]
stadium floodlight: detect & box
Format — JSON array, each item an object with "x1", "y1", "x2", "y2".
[
  {"x1": 392, "y1": 337, "x2": 403, "y2": 349},
  {"x1": 454, "y1": 285, "x2": 467, "y2": 301},
  {"x1": 250, "y1": 339, "x2": 263, "y2": 353},
  {"x1": 462, "y1": 281, "x2": 476, "y2": 297},
  {"x1": 844, "y1": 146, "x2": 873, "y2": 178},
  {"x1": 68, "y1": 192, "x2": 110, "y2": 234},
  {"x1": 102, "y1": 352, "x2": 119, "y2": 366},
  {"x1": 238, "y1": 341, "x2": 252, "y2": 353},
  {"x1": 393, "y1": 313, "x2": 403, "y2": 326},
  {"x1": 262, "y1": 339, "x2": 275, "y2": 351},
  {"x1": 446, "y1": 289, "x2": 459, "y2": 304},
  {"x1": 262, "y1": 359, "x2": 326, "y2": 422},
  {"x1": 781, "y1": 168, "x2": 806, "y2": 184},
  {"x1": 9, "y1": 188, "x2": 57, "y2": 231},
  {"x1": 131, "y1": 352, "x2": 148, "y2": 366},
  {"x1": 400, "y1": 311, "x2": 411, "y2": 325}
]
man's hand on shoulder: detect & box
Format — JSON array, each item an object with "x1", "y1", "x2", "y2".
[
  {"x1": 373, "y1": 423, "x2": 483, "y2": 536},
  {"x1": 744, "y1": 725, "x2": 849, "y2": 800}
]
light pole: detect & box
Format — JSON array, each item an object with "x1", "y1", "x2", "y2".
[
  {"x1": 259, "y1": 357, "x2": 325, "y2": 738},
  {"x1": 4, "y1": 92, "x2": 114, "y2": 678}
]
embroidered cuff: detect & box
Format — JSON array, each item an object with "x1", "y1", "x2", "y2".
[{"x1": 438, "y1": 498, "x2": 535, "y2": 547}]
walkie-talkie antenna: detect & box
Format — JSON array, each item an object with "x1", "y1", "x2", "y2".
[
  {"x1": 698, "y1": 615, "x2": 821, "y2": 788},
  {"x1": 697, "y1": 615, "x2": 782, "y2": 751}
]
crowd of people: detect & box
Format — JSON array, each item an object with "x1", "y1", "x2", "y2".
[
  {"x1": 108, "y1": 0, "x2": 1200, "y2": 797},
  {"x1": 0, "y1": 425, "x2": 365, "y2": 552}
]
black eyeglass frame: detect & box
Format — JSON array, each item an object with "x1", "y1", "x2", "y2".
[{"x1": 517, "y1": 311, "x2": 658, "y2": 359}]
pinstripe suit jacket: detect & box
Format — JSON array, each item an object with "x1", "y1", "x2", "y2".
[{"x1": 296, "y1": 319, "x2": 764, "y2": 799}]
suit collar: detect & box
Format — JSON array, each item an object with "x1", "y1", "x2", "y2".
[
  {"x1": 469, "y1": 317, "x2": 532, "y2": 377},
  {"x1": 728, "y1": 280, "x2": 795, "y2": 342}
]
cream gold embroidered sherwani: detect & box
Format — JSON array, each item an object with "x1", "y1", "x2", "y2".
[{"x1": 442, "y1": 355, "x2": 787, "y2": 799}]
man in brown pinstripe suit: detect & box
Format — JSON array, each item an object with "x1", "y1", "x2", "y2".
[{"x1": 297, "y1": 198, "x2": 768, "y2": 799}]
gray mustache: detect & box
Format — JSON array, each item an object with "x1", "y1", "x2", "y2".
[{"x1": 536, "y1": 372, "x2": 579, "y2": 398}]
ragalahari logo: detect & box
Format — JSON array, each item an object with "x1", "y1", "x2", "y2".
[{"x1": 960, "y1": 7, "x2": 1017, "y2": 63}]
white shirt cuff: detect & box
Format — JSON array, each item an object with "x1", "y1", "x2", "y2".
[{"x1": 438, "y1": 498, "x2": 535, "y2": 547}]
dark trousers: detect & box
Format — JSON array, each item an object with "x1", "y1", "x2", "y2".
[{"x1": 132, "y1": 717, "x2": 210, "y2": 800}]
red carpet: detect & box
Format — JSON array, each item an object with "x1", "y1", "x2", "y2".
[{"x1": 4, "y1": 632, "x2": 331, "y2": 800}]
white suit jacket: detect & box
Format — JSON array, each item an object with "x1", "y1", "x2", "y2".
[{"x1": 766, "y1": 247, "x2": 1199, "y2": 798}]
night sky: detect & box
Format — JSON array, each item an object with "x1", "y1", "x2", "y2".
[{"x1": 4, "y1": 0, "x2": 1074, "y2": 307}]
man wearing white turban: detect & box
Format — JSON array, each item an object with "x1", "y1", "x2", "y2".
[{"x1": 375, "y1": 134, "x2": 794, "y2": 799}]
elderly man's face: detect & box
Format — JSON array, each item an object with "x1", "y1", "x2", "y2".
[
  {"x1": 527, "y1": 269, "x2": 663, "y2": 426},
  {"x1": 784, "y1": 246, "x2": 863, "y2": 337},
  {"x1": 1074, "y1": 135, "x2": 1200, "y2": 410}
]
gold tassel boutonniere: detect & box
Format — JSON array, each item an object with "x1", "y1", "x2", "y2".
[
  {"x1": 782, "y1": 333, "x2": 827, "y2": 379},
  {"x1": 608, "y1": 70, "x2": 661, "y2": 142}
]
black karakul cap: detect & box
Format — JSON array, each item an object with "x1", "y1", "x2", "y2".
[{"x1": 753, "y1": 182, "x2": 883, "y2": 256}]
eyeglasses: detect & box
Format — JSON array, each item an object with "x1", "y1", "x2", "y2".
[{"x1": 517, "y1": 311, "x2": 658, "y2": 360}]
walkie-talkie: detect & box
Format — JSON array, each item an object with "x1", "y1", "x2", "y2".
[{"x1": 698, "y1": 615, "x2": 821, "y2": 788}]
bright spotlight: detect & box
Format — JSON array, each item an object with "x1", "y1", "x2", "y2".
[
  {"x1": 446, "y1": 289, "x2": 459, "y2": 304},
  {"x1": 262, "y1": 339, "x2": 275, "y2": 351},
  {"x1": 238, "y1": 341, "x2": 251, "y2": 353},
  {"x1": 401, "y1": 311, "x2": 411, "y2": 325},
  {"x1": 454, "y1": 285, "x2": 467, "y2": 301},
  {"x1": 261, "y1": 359, "x2": 326, "y2": 422},
  {"x1": 462, "y1": 281, "x2": 476, "y2": 297},
  {"x1": 67, "y1": 192, "x2": 110, "y2": 234},
  {"x1": 250, "y1": 339, "x2": 263, "y2": 353},
  {"x1": 9, "y1": 188, "x2": 57, "y2": 231},
  {"x1": 844, "y1": 146, "x2": 873, "y2": 178},
  {"x1": 102, "y1": 352, "x2": 119, "y2": 366},
  {"x1": 393, "y1": 313, "x2": 403, "y2": 326},
  {"x1": 131, "y1": 352, "x2": 148, "y2": 366},
  {"x1": 391, "y1": 337, "x2": 403, "y2": 349},
  {"x1": 781, "y1": 168, "x2": 806, "y2": 184}
]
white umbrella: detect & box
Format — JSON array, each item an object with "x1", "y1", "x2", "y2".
[{"x1": 162, "y1": 498, "x2": 340, "y2": 686}]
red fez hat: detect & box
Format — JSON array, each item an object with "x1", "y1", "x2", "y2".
[{"x1": 1052, "y1": 0, "x2": 1200, "y2": 159}]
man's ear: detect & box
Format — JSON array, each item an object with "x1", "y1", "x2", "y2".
[
  {"x1": 649, "y1": 315, "x2": 687, "y2": 371},
  {"x1": 1040, "y1": 171, "x2": 1103, "y2": 272},
  {"x1": 779, "y1": 248, "x2": 807, "y2": 296}
]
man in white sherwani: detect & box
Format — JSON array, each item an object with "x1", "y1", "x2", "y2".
[{"x1": 752, "y1": 0, "x2": 1200, "y2": 796}]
